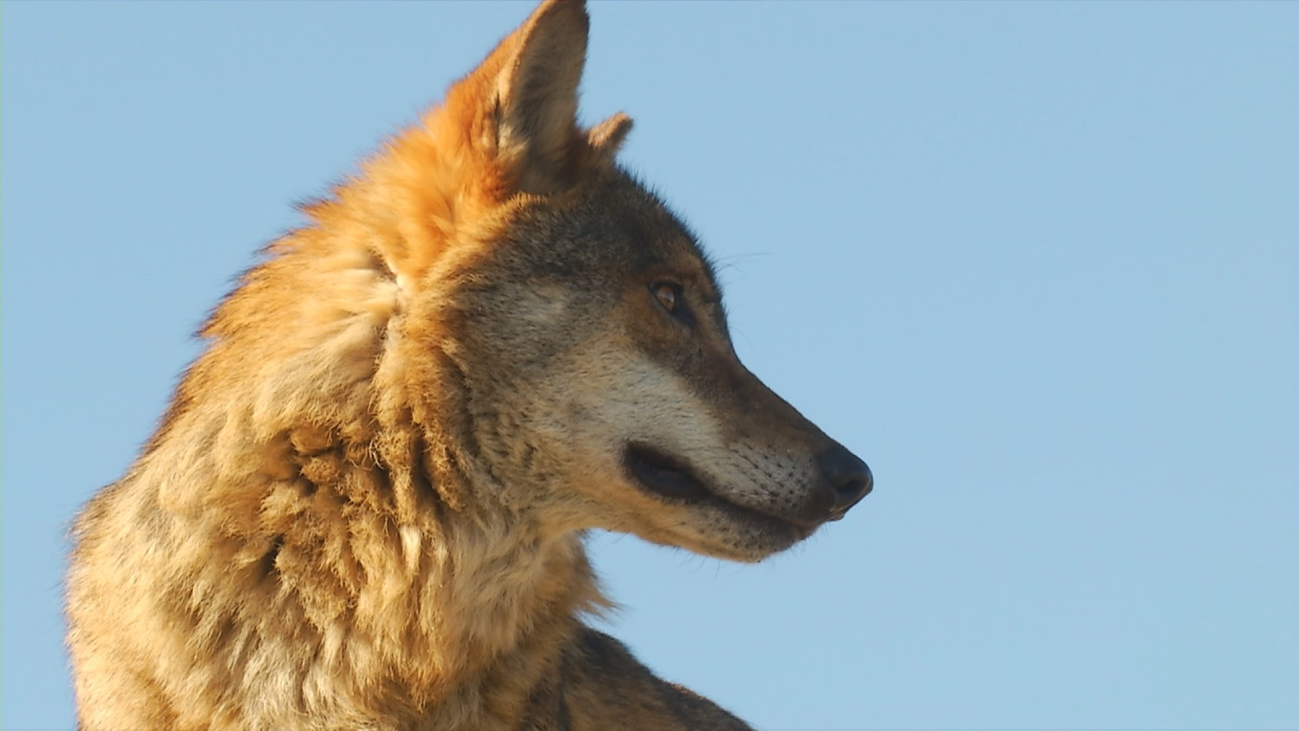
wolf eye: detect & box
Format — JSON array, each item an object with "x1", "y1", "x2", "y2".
[{"x1": 651, "y1": 282, "x2": 680, "y2": 313}]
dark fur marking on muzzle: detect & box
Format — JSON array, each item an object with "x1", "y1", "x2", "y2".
[{"x1": 622, "y1": 443, "x2": 818, "y2": 539}]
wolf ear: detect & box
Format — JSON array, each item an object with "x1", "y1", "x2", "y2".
[
  {"x1": 587, "y1": 112, "x2": 633, "y2": 164},
  {"x1": 484, "y1": 0, "x2": 590, "y2": 193}
]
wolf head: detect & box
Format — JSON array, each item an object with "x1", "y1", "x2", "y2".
[{"x1": 220, "y1": 0, "x2": 870, "y2": 564}]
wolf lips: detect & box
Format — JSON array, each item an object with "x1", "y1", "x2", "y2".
[{"x1": 623, "y1": 444, "x2": 710, "y2": 500}]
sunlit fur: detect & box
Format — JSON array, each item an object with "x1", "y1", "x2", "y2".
[{"x1": 66, "y1": 2, "x2": 860, "y2": 728}]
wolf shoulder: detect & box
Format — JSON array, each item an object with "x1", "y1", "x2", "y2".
[{"x1": 547, "y1": 627, "x2": 752, "y2": 731}]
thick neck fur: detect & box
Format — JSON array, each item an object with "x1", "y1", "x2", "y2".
[{"x1": 122, "y1": 132, "x2": 603, "y2": 726}]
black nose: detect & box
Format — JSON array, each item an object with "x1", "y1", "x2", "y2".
[{"x1": 816, "y1": 443, "x2": 873, "y2": 516}]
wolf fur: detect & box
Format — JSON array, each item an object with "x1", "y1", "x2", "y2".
[{"x1": 65, "y1": 1, "x2": 873, "y2": 728}]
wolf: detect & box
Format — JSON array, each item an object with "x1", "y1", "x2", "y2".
[{"x1": 65, "y1": 1, "x2": 872, "y2": 728}]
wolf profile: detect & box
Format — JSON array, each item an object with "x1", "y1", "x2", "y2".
[{"x1": 65, "y1": 1, "x2": 872, "y2": 728}]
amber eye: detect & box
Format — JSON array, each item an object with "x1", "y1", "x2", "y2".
[{"x1": 651, "y1": 282, "x2": 680, "y2": 313}]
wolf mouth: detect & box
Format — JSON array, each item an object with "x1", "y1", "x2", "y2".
[
  {"x1": 623, "y1": 444, "x2": 709, "y2": 500},
  {"x1": 622, "y1": 444, "x2": 816, "y2": 539}
]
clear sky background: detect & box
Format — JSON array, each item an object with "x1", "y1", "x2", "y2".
[{"x1": 3, "y1": 2, "x2": 1296, "y2": 730}]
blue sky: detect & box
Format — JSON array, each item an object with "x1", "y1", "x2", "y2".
[{"x1": 3, "y1": 2, "x2": 1296, "y2": 729}]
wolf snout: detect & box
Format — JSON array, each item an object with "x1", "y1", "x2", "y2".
[{"x1": 815, "y1": 444, "x2": 872, "y2": 521}]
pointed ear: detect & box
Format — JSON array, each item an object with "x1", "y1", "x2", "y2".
[
  {"x1": 587, "y1": 112, "x2": 633, "y2": 165},
  {"x1": 482, "y1": 0, "x2": 590, "y2": 193}
]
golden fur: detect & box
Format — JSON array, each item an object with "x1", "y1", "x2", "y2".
[{"x1": 66, "y1": 2, "x2": 871, "y2": 728}]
